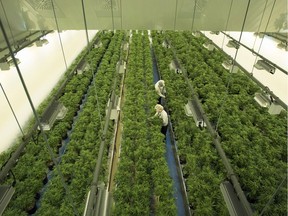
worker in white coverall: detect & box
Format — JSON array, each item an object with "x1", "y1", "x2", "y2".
[
  {"x1": 152, "y1": 104, "x2": 168, "y2": 136},
  {"x1": 155, "y1": 80, "x2": 166, "y2": 104}
]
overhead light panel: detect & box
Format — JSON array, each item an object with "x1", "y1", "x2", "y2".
[
  {"x1": 254, "y1": 60, "x2": 276, "y2": 74},
  {"x1": 226, "y1": 40, "x2": 240, "y2": 49}
]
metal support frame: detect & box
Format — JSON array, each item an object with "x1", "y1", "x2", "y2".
[{"x1": 85, "y1": 75, "x2": 118, "y2": 216}]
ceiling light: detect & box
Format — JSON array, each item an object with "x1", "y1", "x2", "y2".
[
  {"x1": 210, "y1": 31, "x2": 220, "y2": 35},
  {"x1": 254, "y1": 60, "x2": 276, "y2": 74},
  {"x1": 226, "y1": 40, "x2": 240, "y2": 49}
]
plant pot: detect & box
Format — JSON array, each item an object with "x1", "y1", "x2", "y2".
[
  {"x1": 26, "y1": 199, "x2": 37, "y2": 214},
  {"x1": 46, "y1": 160, "x2": 54, "y2": 171},
  {"x1": 42, "y1": 173, "x2": 48, "y2": 185},
  {"x1": 179, "y1": 155, "x2": 187, "y2": 165},
  {"x1": 35, "y1": 192, "x2": 41, "y2": 200},
  {"x1": 183, "y1": 171, "x2": 189, "y2": 179},
  {"x1": 62, "y1": 132, "x2": 68, "y2": 140},
  {"x1": 64, "y1": 175, "x2": 72, "y2": 185}
]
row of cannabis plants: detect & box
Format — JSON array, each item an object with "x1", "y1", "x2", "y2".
[
  {"x1": 163, "y1": 30, "x2": 287, "y2": 215},
  {"x1": 2, "y1": 31, "x2": 122, "y2": 215},
  {"x1": 151, "y1": 31, "x2": 229, "y2": 215},
  {"x1": 0, "y1": 32, "x2": 102, "y2": 166},
  {"x1": 112, "y1": 31, "x2": 176, "y2": 215},
  {"x1": 34, "y1": 30, "x2": 124, "y2": 216}
]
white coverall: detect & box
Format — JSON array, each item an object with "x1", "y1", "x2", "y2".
[{"x1": 155, "y1": 80, "x2": 166, "y2": 98}]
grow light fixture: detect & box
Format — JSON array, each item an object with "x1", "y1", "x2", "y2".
[
  {"x1": 117, "y1": 61, "x2": 126, "y2": 74},
  {"x1": 277, "y1": 41, "x2": 288, "y2": 51},
  {"x1": 254, "y1": 92, "x2": 284, "y2": 115},
  {"x1": 192, "y1": 31, "x2": 200, "y2": 37},
  {"x1": 169, "y1": 59, "x2": 182, "y2": 74},
  {"x1": 105, "y1": 93, "x2": 120, "y2": 120},
  {"x1": 38, "y1": 101, "x2": 67, "y2": 130},
  {"x1": 222, "y1": 59, "x2": 233, "y2": 70},
  {"x1": 15, "y1": 38, "x2": 31, "y2": 49},
  {"x1": 226, "y1": 40, "x2": 240, "y2": 49},
  {"x1": 123, "y1": 42, "x2": 129, "y2": 51},
  {"x1": 210, "y1": 31, "x2": 220, "y2": 35},
  {"x1": 203, "y1": 40, "x2": 215, "y2": 51},
  {"x1": 0, "y1": 185, "x2": 15, "y2": 215},
  {"x1": 75, "y1": 60, "x2": 90, "y2": 75},
  {"x1": 221, "y1": 59, "x2": 239, "y2": 73},
  {"x1": 254, "y1": 60, "x2": 276, "y2": 74},
  {"x1": 162, "y1": 39, "x2": 170, "y2": 48},
  {"x1": 94, "y1": 41, "x2": 103, "y2": 49},
  {"x1": 0, "y1": 59, "x2": 10, "y2": 70},
  {"x1": 6, "y1": 56, "x2": 20, "y2": 67},
  {"x1": 253, "y1": 32, "x2": 264, "y2": 38},
  {"x1": 184, "y1": 100, "x2": 206, "y2": 128},
  {"x1": 35, "y1": 38, "x2": 49, "y2": 47},
  {"x1": 253, "y1": 92, "x2": 271, "y2": 108}
]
